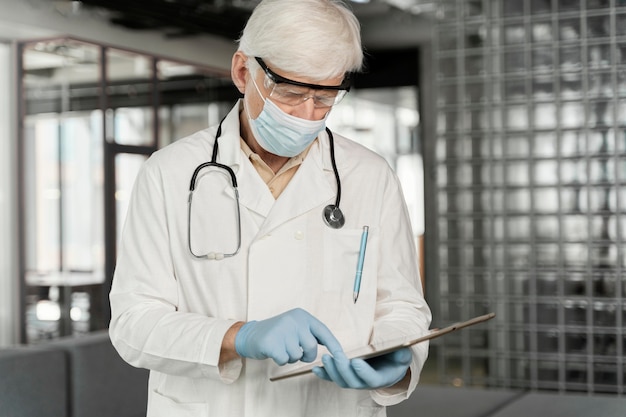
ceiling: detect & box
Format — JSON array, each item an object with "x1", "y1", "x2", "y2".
[{"x1": 52, "y1": 0, "x2": 437, "y2": 48}]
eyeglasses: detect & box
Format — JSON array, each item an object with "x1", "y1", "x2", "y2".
[{"x1": 254, "y1": 57, "x2": 351, "y2": 108}]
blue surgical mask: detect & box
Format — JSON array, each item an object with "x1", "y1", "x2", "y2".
[{"x1": 246, "y1": 77, "x2": 328, "y2": 158}]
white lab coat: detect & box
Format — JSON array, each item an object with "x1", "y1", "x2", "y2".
[{"x1": 109, "y1": 101, "x2": 431, "y2": 417}]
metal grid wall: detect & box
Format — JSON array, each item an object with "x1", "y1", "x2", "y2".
[{"x1": 431, "y1": 0, "x2": 625, "y2": 394}]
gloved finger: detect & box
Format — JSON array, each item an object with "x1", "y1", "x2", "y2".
[
  {"x1": 320, "y1": 354, "x2": 349, "y2": 388},
  {"x1": 352, "y1": 348, "x2": 412, "y2": 388},
  {"x1": 386, "y1": 348, "x2": 413, "y2": 365},
  {"x1": 352, "y1": 357, "x2": 408, "y2": 388},
  {"x1": 334, "y1": 357, "x2": 367, "y2": 388},
  {"x1": 268, "y1": 348, "x2": 290, "y2": 366},
  {"x1": 364, "y1": 348, "x2": 411, "y2": 369},
  {"x1": 325, "y1": 353, "x2": 368, "y2": 389},
  {"x1": 284, "y1": 337, "x2": 304, "y2": 364},
  {"x1": 308, "y1": 319, "x2": 344, "y2": 358},
  {"x1": 311, "y1": 366, "x2": 331, "y2": 381},
  {"x1": 350, "y1": 358, "x2": 387, "y2": 387},
  {"x1": 298, "y1": 331, "x2": 320, "y2": 363}
]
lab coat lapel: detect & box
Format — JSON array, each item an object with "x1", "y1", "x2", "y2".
[
  {"x1": 216, "y1": 101, "x2": 274, "y2": 218},
  {"x1": 258, "y1": 137, "x2": 335, "y2": 236},
  {"x1": 237, "y1": 159, "x2": 275, "y2": 217}
]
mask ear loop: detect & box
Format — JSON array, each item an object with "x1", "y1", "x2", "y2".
[
  {"x1": 249, "y1": 69, "x2": 267, "y2": 104},
  {"x1": 322, "y1": 128, "x2": 345, "y2": 229}
]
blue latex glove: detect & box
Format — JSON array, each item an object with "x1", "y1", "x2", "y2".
[
  {"x1": 312, "y1": 347, "x2": 412, "y2": 390},
  {"x1": 235, "y1": 308, "x2": 344, "y2": 366}
]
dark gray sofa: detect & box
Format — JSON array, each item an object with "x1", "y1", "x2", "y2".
[
  {"x1": 0, "y1": 331, "x2": 148, "y2": 417},
  {"x1": 45, "y1": 332, "x2": 149, "y2": 417},
  {"x1": 0, "y1": 346, "x2": 68, "y2": 417}
]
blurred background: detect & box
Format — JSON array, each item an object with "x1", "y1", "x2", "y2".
[{"x1": 0, "y1": 0, "x2": 624, "y2": 397}]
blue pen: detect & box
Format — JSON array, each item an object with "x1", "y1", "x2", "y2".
[{"x1": 353, "y1": 225, "x2": 369, "y2": 303}]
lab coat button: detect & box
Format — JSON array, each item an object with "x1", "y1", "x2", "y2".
[{"x1": 294, "y1": 231, "x2": 305, "y2": 240}]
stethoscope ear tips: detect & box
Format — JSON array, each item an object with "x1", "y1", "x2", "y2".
[{"x1": 323, "y1": 204, "x2": 345, "y2": 229}]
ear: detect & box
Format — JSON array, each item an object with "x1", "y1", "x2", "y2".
[{"x1": 231, "y1": 51, "x2": 249, "y2": 95}]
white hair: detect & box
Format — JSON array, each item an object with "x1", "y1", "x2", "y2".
[{"x1": 238, "y1": 0, "x2": 363, "y2": 81}]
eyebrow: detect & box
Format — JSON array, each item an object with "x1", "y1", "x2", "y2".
[{"x1": 255, "y1": 57, "x2": 351, "y2": 91}]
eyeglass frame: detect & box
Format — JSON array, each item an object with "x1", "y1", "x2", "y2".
[{"x1": 254, "y1": 57, "x2": 352, "y2": 93}]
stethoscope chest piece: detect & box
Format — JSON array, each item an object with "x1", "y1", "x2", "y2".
[{"x1": 323, "y1": 204, "x2": 345, "y2": 229}]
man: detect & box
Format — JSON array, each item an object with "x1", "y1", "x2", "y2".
[{"x1": 109, "y1": 0, "x2": 431, "y2": 416}]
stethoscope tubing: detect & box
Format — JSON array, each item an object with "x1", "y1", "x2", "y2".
[
  {"x1": 187, "y1": 116, "x2": 344, "y2": 260},
  {"x1": 188, "y1": 117, "x2": 242, "y2": 259},
  {"x1": 326, "y1": 127, "x2": 341, "y2": 210}
]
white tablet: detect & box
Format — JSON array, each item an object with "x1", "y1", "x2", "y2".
[{"x1": 270, "y1": 312, "x2": 496, "y2": 381}]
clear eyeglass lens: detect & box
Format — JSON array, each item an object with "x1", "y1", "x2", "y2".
[{"x1": 264, "y1": 77, "x2": 347, "y2": 108}]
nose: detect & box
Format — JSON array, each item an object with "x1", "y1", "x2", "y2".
[{"x1": 290, "y1": 96, "x2": 318, "y2": 120}]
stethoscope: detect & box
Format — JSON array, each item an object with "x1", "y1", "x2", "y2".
[{"x1": 188, "y1": 119, "x2": 344, "y2": 260}]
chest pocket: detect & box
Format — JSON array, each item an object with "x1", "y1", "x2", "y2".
[
  {"x1": 322, "y1": 227, "x2": 378, "y2": 299},
  {"x1": 320, "y1": 226, "x2": 379, "y2": 347}
]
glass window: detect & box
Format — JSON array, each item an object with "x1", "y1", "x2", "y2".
[
  {"x1": 535, "y1": 215, "x2": 559, "y2": 240},
  {"x1": 22, "y1": 39, "x2": 106, "y2": 341},
  {"x1": 111, "y1": 107, "x2": 154, "y2": 146},
  {"x1": 559, "y1": 45, "x2": 583, "y2": 71},
  {"x1": 23, "y1": 40, "x2": 104, "y2": 275},
  {"x1": 107, "y1": 48, "x2": 155, "y2": 146},
  {"x1": 531, "y1": 0, "x2": 552, "y2": 14},
  {"x1": 534, "y1": 188, "x2": 559, "y2": 213},
  {"x1": 532, "y1": 22, "x2": 553, "y2": 42},
  {"x1": 483, "y1": 163, "x2": 505, "y2": 185},
  {"x1": 438, "y1": 83, "x2": 458, "y2": 107},
  {"x1": 586, "y1": 0, "x2": 610, "y2": 9},
  {"x1": 19, "y1": 37, "x2": 232, "y2": 343},
  {"x1": 503, "y1": 189, "x2": 530, "y2": 212},
  {"x1": 561, "y1": 159, "x2": 586, "y2": 184},
  {"x1": 507, "y1": 216, "x2": 531, "y2": 240},
  {"x1": 534, "y1": 103, "x2": 557, "y2": 129},
  {"x1": 61, "y1": 113, "x2": 105, "y2": 271},
  {"x1": 532, "y1": 47, "x2": 554, "y2": 71},
  {"x1": 507, "y1": 162, "x2": 530, "y2": 186},
  {"x1": 437, "y1": 56, "x2": 457, "y2": 78},
  {"x1": 558, "y1": 0, "x2": 581, "y2": 13},
  {"x1": 561, "y1": 74, "x2": 583, "y2": 99},
  {"x1": 504, "y1": 78, "x2": 527, "y2": 101},
  {"x1": 503, "y1": 0, "x2": 525, "y2": 17},
  {"x1": 586, "y1": 15, "x2": 611, "y2": 39},
  {"x1": 24, "y1": 115, "x2": 62, "y2": 273},
  {"x1": 533, "y1": 133, "x2": 558, "y2": 157},
  {"x1": 588, "y1": 44, "x2": 612, "y2": 69},
  {"x1": 506, "y1": 135, "x2": 530, "y2": 157},
  {"x1": 560, "y1": 131, "x2": 585, "y2": 157},
  {"x1": 617, "y1": 13, "x2": 626, "y2": 37},
  {"x1": 562, "y1": 215, "x2": 587, "y2": 241},
  {"x1": 504, "y1": 50, "x2": 527, "y2": 74},
  {"x1": 505, "y1": 105, "x2": 528, "y2": 129},
  {"x1": 534, "y1": 160, "x2": 558, "y2": 185}
]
